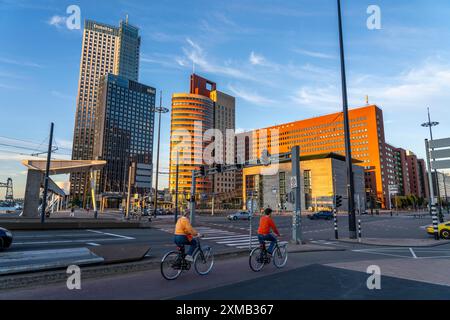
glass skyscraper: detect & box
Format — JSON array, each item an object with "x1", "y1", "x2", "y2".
[
  {"x1": 93, "y1": 74, "x2": 156, "y2": 196},
  {"x1": 71, "y1": 18, "x2": 141, "y2": 203}
]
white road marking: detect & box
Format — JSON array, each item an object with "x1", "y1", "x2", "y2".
[
  {"x1": 13, "y1": 238, "x2": 128, "y2": 245},
  {"x1": 409, "y1": 248, "x2": 418, "y2": 259},
  {"x1": 86, "y1": 229, "x2": 135, "y2": 240},
  {"x1": 86, "y1": 242, "x2": 101, "y2": 246}
]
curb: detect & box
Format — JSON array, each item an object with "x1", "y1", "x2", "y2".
[
  {"x1": 335, "y1": 239, "x2": 450, "y2": 248},
  {"x1": 0, "y1": 249, "x2": 249, "y2": 291}
]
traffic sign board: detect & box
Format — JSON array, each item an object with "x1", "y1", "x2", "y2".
[{"x1": 290, "y1": 176, "x2": 298, "y2": 189}]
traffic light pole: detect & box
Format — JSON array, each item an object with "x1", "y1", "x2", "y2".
[
  {"x1": 190, "y1": 171, "x2": 196, "y2": 225},
  {"x1": 41, "y1": 122, "x2": 54, "y2": 224},
  {"x1": 291, "y1": 146, "x2": 302, "y2": 245},
  {"x1": 337, "y1": 0, "x2": 357, "y2": 239},
  {"x1": 174, "y1": 151, "x2": 179, "y2": 223}
]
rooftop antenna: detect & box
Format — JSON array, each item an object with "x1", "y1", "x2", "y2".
[{"x1": 365, "y1": 95, "x2": 369, "y2": 105}]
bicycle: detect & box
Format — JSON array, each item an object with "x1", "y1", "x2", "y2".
[
  {"x1": 161, "y1": 236, "x2": 214, "y2": 280},
  {"x1": 249, "y1": 238, "x2": 288, "y2": 272}
]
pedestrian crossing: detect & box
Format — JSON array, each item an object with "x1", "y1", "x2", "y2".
[{"x1": 158, "y1": 226, "x2": 288, "y2": 250}]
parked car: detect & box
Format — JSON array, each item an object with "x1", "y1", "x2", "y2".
[
  {"x1": 227, "y1": 211, "x2": 251, "y2": 221},
  {"x1": 0, "y1": 227, "x2": 13, "y2": 250},
  {"x1": 307, "y1": 211, "x2": 334, "y2": 220},
  {"x1": 426, "y1": 222, "x2": 450, "y2": 239}
]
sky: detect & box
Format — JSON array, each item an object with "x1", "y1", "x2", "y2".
[{"x1": 1, "y1": 0, "x2": 450, "y2": 199}]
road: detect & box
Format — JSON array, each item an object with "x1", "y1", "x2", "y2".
[
  {"x1": 2, "y1": 241, "x2": 450, "y2": 300},
  {"x1": 4, "y1": 213, "x2": 436, "y2": 256}
]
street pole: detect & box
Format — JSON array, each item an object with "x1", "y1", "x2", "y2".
[
  {"x1": 90, "y1": 169, "x2": 98, "y2": 219},
  {"x1": 190, "y1": 171, "x2": 196, "y2": 225},
  {"x1": 41, "y1": 122, "x2": 54, "y2": 224},
  {"x1": 425, "y1": 139, "x2": 439, "y2": 240},
  {"x1": 174, "y1": 151, "x2": 179, "y2": 223},
  {"x1": 337, "y1": 0, "x2": 357, "y2": 239},
  {"x1": 126, "y1": 164, "x2": 133, "y2": 220},
  {"x1": 422, "y1": 107, "x2": 443, "y2": 222},
  {"x1": 291, "y1": 146, "x2": 302, "y2": 245},
  {"x1": 249, "y1": 191, "x2": 254, "y2": 250}
]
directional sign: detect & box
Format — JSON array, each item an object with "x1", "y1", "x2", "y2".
[
  {"x1": 432, "y1": 160, "x2": 450, "y2": 170},
  {"x1": 431, "y1": 149, "x2": 450, "y2": 159},
  {"x1": 429, "y1": 137, "x2": 450, "y2": 170},
  {"x1": 430, "y1": 138, "x2": 450, "y2": 149},
  {"x1": 134, "y1": 163, "x2": 152, "y2": 189}
]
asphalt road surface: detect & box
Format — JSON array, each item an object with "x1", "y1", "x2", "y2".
[{"x1": 2, "y1": 242, "x2": 450, "y2": 300}]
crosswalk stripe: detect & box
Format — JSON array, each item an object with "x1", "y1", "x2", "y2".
[{"x1": 203, "y1": 234, "x2": 249, "y2": 240}]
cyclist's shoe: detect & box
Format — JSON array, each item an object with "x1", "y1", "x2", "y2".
[{"x1": 185, "y1": 255, "x2": 194, "y2": 262}]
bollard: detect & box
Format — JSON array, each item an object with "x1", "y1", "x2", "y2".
[
  {"x1": 333, "y1": 209, "x2": 339, "y2": 240},
  {"x1": 358, "y1": 219, "x2": 362, "y2": 242},
  {"x1": 431, "y1": 205, "x2": 440, "y2": 241}
]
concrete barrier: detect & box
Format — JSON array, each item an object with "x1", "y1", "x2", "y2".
[
  {"x1": 0, "y1": 219, "x2": 152, "y2": 231},
  {"x1": 0, "y1": 248, "x2": 104, "y2": 275}
]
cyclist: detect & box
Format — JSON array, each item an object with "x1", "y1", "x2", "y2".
[
  {"x1": 174, "y1": 210, "x2": 201, "y2": 262},
  {"x1": 257, "y1": 208, "x2": 281, "y2": 255}
]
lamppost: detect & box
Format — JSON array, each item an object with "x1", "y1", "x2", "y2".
[
  {"x1": 153, "y1": 91, "x2": 169, "y2": 217},
  {"x1": 337, "y1": 0, "x2": 357, "y2": 239},
  {"x1": 421, "y1": 107, "x2": 443, "y2": 222}
]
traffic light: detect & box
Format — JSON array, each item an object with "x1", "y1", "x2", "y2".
[
  {"x1": 198, "y1": 165, "x2": 206, "y2": 177},
  {"x1": 215, "y1": 164, "x2": 223, "y2": 173},
  {"x1": 335, "y1": 195, "x2": 343, "y2": 208}
]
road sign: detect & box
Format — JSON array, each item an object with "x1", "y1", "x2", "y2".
[
  {"x1": 429, "y1": 137, "x2": 450, "y2": 170},
  {"x1": 134, "y1": 163, "x2": 152, "y2": 189},
  {"x1": 388, "y1": 185, "x2": 399, "y2": 194},
  {"x1": 290, "y1": 176, "x2": 298, "y2": 189}
]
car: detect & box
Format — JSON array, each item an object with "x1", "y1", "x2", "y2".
[
  {"x1": 0, "y1": 227, "x2": 13, "y2": 250},
  {"x1": 307, "y1": 211, "x2": 334, "y2": 220},
  {"x1": 426, "y1": 222, "x2": 450, "y2": 239},
  {"x1": 227, "y1": 211, "x2": 251, "y2": 221}
]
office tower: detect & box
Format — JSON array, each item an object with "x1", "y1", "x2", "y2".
[
  {"x1": 210, "y1": 90, "x2": 236, "y2": 195},
  {"x1": 71, "y1": 19, "x2": 141, "y2": 201},
  {"x1": 169, "y1": 92, "x2": 214, "y2": 199},
  {"x1": 93, "y1": 74, "x2": 156, "y2": 197},
  {"x1": 169, "y1": 74, "x2": 236, "y2": 202},
  {"x1": 236, "y1": 105, "x2": 391, "y2": 207}
]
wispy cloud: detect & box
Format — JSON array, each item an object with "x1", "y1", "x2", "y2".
[
  {"x1": 51, "y1": 90, "x2": 74, "y2": 100},
  {"x1": 182, "y1": 38, "x2": 259, "y2": 82},
  {"x1": 228, "y1": 84, "x2": 276, "y2": 106},
  {"x1": 0, "y1": 57, "x2": 43, "y2": 68},
  {"x1": 294, "y1": 49, "x2": 336, "y2": 60},
  {"x1": 249, "y1": 52, "x2": 265, "y2": 66},
  {"x1": 47, "y1": 15, "x2": 66, "y2": 28}
]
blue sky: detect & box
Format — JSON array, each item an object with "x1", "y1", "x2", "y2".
[{"x1": 1, "y1": 0, "x2": 450, "y2": 198}]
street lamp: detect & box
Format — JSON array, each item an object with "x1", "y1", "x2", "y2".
[
  {"x1": 153, "y1": 92, "x2": 170, "y2": 217},
  {"x1": 337, "y1": 0, "x2": 357, "y2": 239},
  {"x1": 421, "y1": 107, "x2": 443, "y2": 222}
]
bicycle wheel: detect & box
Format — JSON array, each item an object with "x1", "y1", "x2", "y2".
[
  {"x1": 273, "y1": 244, "x2": 288, "y2": 268},
  {"x1": 194, "y1": 247, "x2": 214, "y2": 275},
  {"x1": 161, "y1": 251, "x2": 183, "y2": 280},
  {"x1": 249, "y1": 247, "x2": 265, "y2": 272}
]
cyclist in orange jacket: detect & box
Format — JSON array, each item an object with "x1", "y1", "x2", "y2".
[
  {"x1": 257, "y1": 208, "x2": 281, "y2": 254},
  {"x1": 174, "y1": 210, "x2": 201, "y2": 262}
]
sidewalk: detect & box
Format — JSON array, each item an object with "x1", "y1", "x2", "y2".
[{"x1": 337, "y1": 238, "x2": 450, "y2": 247}]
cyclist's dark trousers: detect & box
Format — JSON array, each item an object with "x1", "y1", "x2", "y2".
[
  {"x1": 258, "y1": 234, "x2": 277, "y2": 254},
  {"x1": 174, "y1": 235, "x2": 198, "y2": 256}
]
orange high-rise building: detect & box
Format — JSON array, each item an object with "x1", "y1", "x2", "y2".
[{"x1": 237, "y1": 105, "x2": 390, "y2": 207}]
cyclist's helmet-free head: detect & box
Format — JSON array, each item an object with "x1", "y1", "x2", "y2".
[{"x1": 264, "y1": 208, "x2": 273, "y2": 216}]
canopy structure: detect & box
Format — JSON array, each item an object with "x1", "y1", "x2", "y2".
[
  {"x1": 22, "y1": 160, "x2": 106, "y2": 175},
  {"x1": 21, "y1": 160, "x2": 106, "y2": 218}
]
